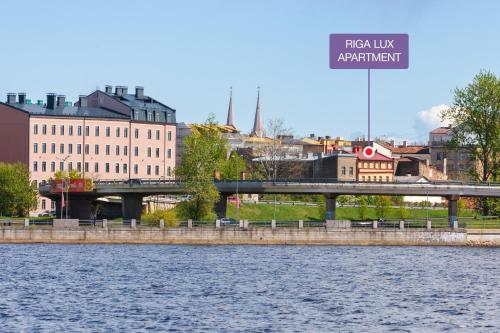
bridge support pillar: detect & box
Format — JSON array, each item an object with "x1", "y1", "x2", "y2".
[
  {"x1": 447, "y1": 195, "x2": 460, "y2": 228},
  {"x1": 324, "y1": 194, "x2": 337, "y2": 220},
  {"x1": 122, "y1": 194, "x2": 144, "y2": 221},
  {"x1": 69, "y1": 197, "x2": 94, "y2": 220},
  {"x1": 214, "y1": 193, "x2": 229, "y2": 219}
]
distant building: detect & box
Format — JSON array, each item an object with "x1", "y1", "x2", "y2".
[
  {"x1": 352, "y1": 146, "x2": 394, "y2": 182},
  {"x1": 429, "y1": 126, "x2": 476, "y2": 179},
  {"x1": 0, "y1": 86, "x2": 177, "y2": 214}
]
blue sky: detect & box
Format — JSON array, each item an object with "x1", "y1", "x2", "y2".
[{"x1": 1, "y1": 0, "x2": 499, "y2": 143}]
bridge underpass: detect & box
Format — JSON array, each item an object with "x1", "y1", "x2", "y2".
[{"x1": 39, "y1": 180, "x2": 500, "y2": 225}]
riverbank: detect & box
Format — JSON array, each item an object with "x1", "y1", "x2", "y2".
[{"x1": 0, "y1": 226, "x2": 486, "y2": 246}]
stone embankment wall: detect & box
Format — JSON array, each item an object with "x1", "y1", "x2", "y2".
[{"x1": 0, "y1": 227, "x2": 468, "y2": 246}]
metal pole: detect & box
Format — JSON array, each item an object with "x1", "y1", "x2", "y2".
[
  {"x1": 368, "y1": 69, "x2": 371, "y2": 142},
  {"x1": 235, "y1": 155, "x2": 239, "y2": 221}
]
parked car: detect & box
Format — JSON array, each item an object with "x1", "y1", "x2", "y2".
[{"x1": 220, "y1": 218, "x2": 238, "y2": 225}]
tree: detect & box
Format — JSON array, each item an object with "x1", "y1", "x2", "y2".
[
  {"x1": 220, "y1": 150, "x2": 246, "y2": 180},
  {"x1": 394, "y1": 196, "x2": 409, "y2": 220},
  {"x1": 175, "y1": 114, "x2": 228, "y2": 220},
  {"x1": 442, "y1": 70, "x2": 499, "y2": 215},
  {"x1": 0, "y1": 163, "x2": 38, "y2": 217},
  {"x1": 357, "y1": 195, "x2": 369, "y2": 220},
  {"x1": 374, "y1": 196, "x2": 391, "y2": 219},
  {"x1": 254, "y1": 118, "x2": 295, "y2": 179}
]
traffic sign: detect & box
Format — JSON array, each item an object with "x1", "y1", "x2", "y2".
[{"x1": 363, "y1": 146, "x2": 375, "y2": 158}]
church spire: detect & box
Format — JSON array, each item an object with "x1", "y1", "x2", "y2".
[
  {"x1": 251, "y1": 86, "x2": 264, "y2": 137},
  {"x1": 226, "y1": 86, "x2": 234, "y2": 127}
]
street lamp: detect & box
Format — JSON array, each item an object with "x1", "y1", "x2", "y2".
[{"x1": 232, "y1": 154, "x2": 240, "y2": 221}]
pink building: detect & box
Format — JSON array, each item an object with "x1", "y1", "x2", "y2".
[{"x1": 0, "y1": 86, "x2": 176, "y2": 215}]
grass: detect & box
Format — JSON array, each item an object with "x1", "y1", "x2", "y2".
[{"x1": 226, "y1": 202, "x2": 477, "y2": 221}]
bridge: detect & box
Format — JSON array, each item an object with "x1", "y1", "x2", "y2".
[{"x1": 39, "y1": 179, "x2": 500, "y2": 223}]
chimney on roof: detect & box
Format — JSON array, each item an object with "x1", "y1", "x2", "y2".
[
  {"x1": 105, "y1": 85, "x2": 113, "y2": 94},
  {"x1": 56, "y1": 95, "x2": 66, "y2": 107},
  {"x1": 135, "y1": 86, "x2": 144, "y2": 99},
  {"x1": 122, "y1": 86, "x2": 128, "y2": 95},
  {"x1": 78, "y1": 95, "x2": 88, "y2": 108},
  {"x1": 18, "y1": 93, "x2": 26, "y2": 104},
  {"x1": 402, "y1": 140, "x2": 407, "y2": 147},
  {"x1": 115, "y1": 86, "x2": 123, "y2": 96},
  {"x1": 325, "y1": 135, "x2": 331, "y2": 140},
  {"x1": 309, "y1": 133, "x2": 315, "y2": 138},
  {"x1": 46, "y1": 93, "x2": 56, "y2": 109},
  {"x1": 7, "y1": 93, "x2": 16, "y2": 104}
]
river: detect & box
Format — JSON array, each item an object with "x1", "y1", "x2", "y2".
[{"x1": 0, "y1": 245, "x2": 499, "y2": 332}]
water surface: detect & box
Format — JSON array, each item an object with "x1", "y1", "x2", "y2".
[{"x1": 1, "y1": 245, "x2": 499, "y2": 332}]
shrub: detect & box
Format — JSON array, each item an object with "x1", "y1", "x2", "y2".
[{"x1": 141, "y1": 208, "x2": 178, "y2": 227}]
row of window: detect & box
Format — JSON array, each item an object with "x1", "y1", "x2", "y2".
[
  {"x1": 33, "y1": 161, "x2": 172, "y2": 176},
  {"x1": 358, "y1": 161, "x2": 392, "y2": 169},
  {"x1": 33, "y1": 143, "x2": 172, "y2": 158},
  {"x1": 33, "y1": 124, "x2": 173, "y2": 141},
  {"x1": 361, "y1": 176, "x2": 391, "y2": 182}
]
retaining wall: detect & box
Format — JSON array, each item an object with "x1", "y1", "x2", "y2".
[{"x1": 0, "y1": 227, "x2": 467, "y2": 246}]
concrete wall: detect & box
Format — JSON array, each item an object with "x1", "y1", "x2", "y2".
[{"x1": 0, "y1": 227, "x2": 467, "y2": 246}]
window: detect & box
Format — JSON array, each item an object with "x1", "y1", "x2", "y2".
[
  {"x1": 147, "y1": 111, "x2": 153, "y2": 122},
  {"x1": 77, "y1": 144, "x2": 81, "y2": 154},
  {"x1": 116, "y1": 127, "x2": 120, "y2": 137},
  {"x1": 84, "y1": 144, "x2": 89, "y2": 154},
  {"x1": 77, "y1": 126, "x2": 82, "y2": 136},
  {"x1": 124, "y1": 146, "x2": 128, "y2": 156},
  {"x1": 85, "y1": 126, "x2": 89, "y2": 136},
  {"x1": 167, "y1": 131, "x2": 172, "y2": 141},
  {"x1": 341, "y1": 166, "x2": 346, "y2": 175},
  {"x1": 95, "y1": 126, "x2": 100, "y2": 136},
  {"x1": 147, "y1": 165, "x2": 151, "y2": 175},
  {"x1": 60, "y1": 125, "x2": 64, "y2": 135},
  {"x1": 33, "y1": 143, "x2": 38, "y2": 153},
  {"x1": 116, "y1": 145, "x2": 120, "y2": 156},
  {"x1": 95, "y1": 144, "x2": 99, "y2": 155},
  {"x1": 68, "y1": 144, "x2": 73, "y2": 154},
  {"x1": 386, "y1": 176, "x2": 390, "y2": 182},
  {"x1": 42, "y1": 125, "x2": 47, "y2": 135},
  {"x1": 155, "y1": 111, "x2": 160, "y2": 122},
  {"x1": 134, "y1": 128, "x2": 139, "y2": 139},
  {"x1": 167, "y1": 166, "x2": 171, "y2": 177},
  {"x1": 51, "y1": 125, "x2": 56, "y2": 135},
  {"x1": 115, "y1": 163, "x2": 119, "y2": 173},
  {"x1": 379, "y1": 176, "x2": 382, "y2": 182},
  {"x1": 349, "y1": 167, "x2": 354, "y2": 176},
  {"x1": 155, "y1": 148, "x2": 160, "y2": 158},
  {"x1": 106, "y1": 127, "x2": 110, "y2": 137},
  {"x1": 59, "y1": 162, "x2": 64, "y2": 171},
  {"x1": 134, "y1": 164, "x2": 138, "y2": 174},
  {"x1": 134, "y1": 147, "x2": 139, "y2": 156},
  {"x1": 147, "y1": 147, "x2": 152, "y2": 157},
  {"x1": 77, "y1": 162, "x2": 81, "y2": 172},
  {"x1": 105, "y1": 163, "x2": 110, "y2": 173},
  {"x1": 51, "y1": 162, "x2": 55, "y2": 172},
  {"x1": 34, "y1": 124, "x2": 38, "y2": 135},
  {"x1": 84, "y1": 162, "x2": 89, "y2": 172},
  {"x1": 94, "y1": 163, "x2": 99, "y2": 173},
  {"x1": 60, "y1": 144, "x2": 64, "y2": 154},
  {"x1": 68, "y1": 162, "x2": 73, "y2": 171},
  {"x1": 167, "y1": 149, "x2": 172, "y2": 159},
  {"x1": 41, "y1": 162, "x2": 46, "y2": 172},
  {"x1": 124, "y1": 128, "x2": 128, "y2": 138},
  {"x1": 41, "y1": 199, "x2": 46, "y2": 210},
  {"x1": 51, "y1": 201, "x2": 55, "y2": 209},
  {"x1": 42, "y1": 143, "x2": 46, "y2": 153},
  {"x1": 156, "y1": 130, "x2": 160, "y2": 140},
  {"x1": 51, "y1": 143, "x2": 56, "y2": 154},
  {"x1": 147, "y1": 129, "x2": 152, "y2": 139},
  {"x1": 69, "y1": 125, "x2": 73, "y2": 136},
  {"x1": 123, "y1": 164, "x2": 127, "y2": 174},
  {"x1": 437, "y1": 152, "x2": 442, "y2": 161},
  {"x1": 155, "y1": 165, "x2": 159, "y2": 175},
  {"x1": 105, "y1": 145, "x2": 110, "y2": 155}
]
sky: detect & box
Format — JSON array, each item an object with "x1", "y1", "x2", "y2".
[{"x1": 1, "y1": 0, "x2": 499, "y2": 143}]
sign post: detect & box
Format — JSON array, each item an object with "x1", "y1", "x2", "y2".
[{"x1": 329, "y1": 34, "x2": 409, "y2": 142}]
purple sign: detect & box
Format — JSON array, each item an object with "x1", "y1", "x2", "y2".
[{"x1": 329, "y1": 34, "x2": 409, "y2": 69}]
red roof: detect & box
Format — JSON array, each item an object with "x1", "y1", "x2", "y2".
[
  {"x1": 430, "y1": 127, "x2": 451, "y2": 134},
  {"x1": 355, "y1": 151, "x2": 393, "y2": 161}
]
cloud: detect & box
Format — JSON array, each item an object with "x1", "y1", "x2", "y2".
[{"x1": 413, "y1": 104, "x2": 449, "y2": 139}]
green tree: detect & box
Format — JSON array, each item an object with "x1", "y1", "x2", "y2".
[
  {"x1": 142, "y1": 208, "x2": 178, "y2": 227},
  {"x1": 394, "y1": 196, "x2": 410, "y2": 220},
  {"x1": 358, "y1": 195, "x2": 369, "y2": 220},
  {"x1": 442, "y1": 70, "x2": 500, "y2": 215},
  {"x1": 0, "y1": 163, "x2": 38, "y2": 217},
  {"x1": 374, "y1": 196, "x2": 391, "y2": 219},
  {"x1": 176, "y1": 115, "x2": 228, "y2": 220},
  {"x1": 220, "y1": 150, "x2": 246, "y2": 180}
]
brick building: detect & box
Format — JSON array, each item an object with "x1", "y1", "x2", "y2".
[
  {"x1": 353, "y1": 146, "x2": 394, "y2": 182},
  {"x1": 0, "y1": 86, "x2": 177, "y2": 214}
]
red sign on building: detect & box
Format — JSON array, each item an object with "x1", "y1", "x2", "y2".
[{"x1": 50, "y1": 179, "x2": 93, "y2": 193}]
